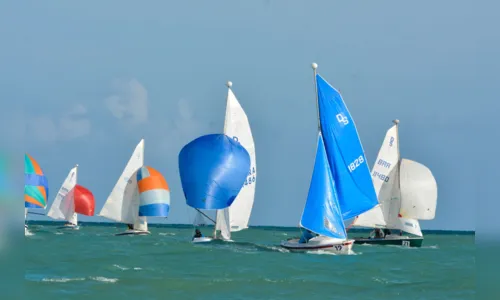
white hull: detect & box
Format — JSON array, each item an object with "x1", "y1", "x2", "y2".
[
  {"x1": 25, "y1": 224, "x2": 30, "y2": 236},
  {"x1": 57, "y1": 224, "x2": 80, "y2": 230},
  {"x1": 115, "y1": 229, "x2": 150, "y2": 236},
  {"x1": 281, "y1": 236, "x2": 354, "y2": 254},
  {"x1": 191, "y1": 236, "x2": 234, "y2": 243}
]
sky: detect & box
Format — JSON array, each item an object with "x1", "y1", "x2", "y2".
[{"x1": 2, "y1": 1, "x2": 496, "y2": 231}]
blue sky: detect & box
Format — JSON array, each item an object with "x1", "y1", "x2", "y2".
[{"x1": 3, "y1": 1, "x2": 495, "y2": 231}]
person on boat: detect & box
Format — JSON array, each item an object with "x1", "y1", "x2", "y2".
[
  {"x1": 193, "y1": 229, "x2": 203, "y2": 239},
  {"x1": 126, "y1": 224, "x2": 133, "y2": 230},
  {"x1": 383, "y1": 229, "x2": 392, "y2": 236},
  {"x1": 370, "y1": 228, "x2": 385, "y2": 239},
  {"x1": 399, "y1": 230, "x2": 403, "y2": 236},
  {"x1": 299, "y1": 229, "x2": 316, "y2": 243}
]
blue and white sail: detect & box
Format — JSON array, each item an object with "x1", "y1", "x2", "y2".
[
  {"x1": 316, "y1": 74, "x2": 378, "y2": 220},
  {"x1": 300, "y1": 133, "x2": 347, "y2": 239},
  {"x1": 179, "y1": 134, "x2": 251, "y2": 210}
]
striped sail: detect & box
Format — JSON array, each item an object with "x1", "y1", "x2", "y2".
[
  {"x1": 24, "y1": 154, "x2": 49, "y2": 209},
  {"x1": 137, "y1": 166, "x2": 170, "y2": 217}
]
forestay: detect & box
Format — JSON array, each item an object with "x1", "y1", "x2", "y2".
[
  {"x1": 300, "y1": 133, "x2": 346, "y2": 240},
  {"x1": 399, "y1": 159, "x2": 438, "y2": 220},
  {"x1": 316, "y1": 74, "x2": 378, "y2": 220},
  {"x1": 223, "y1": 86, "x2": 257, "y2": 232},
  {"x1": 99, "y1": 139, "x2": 144, "y2": 225}
]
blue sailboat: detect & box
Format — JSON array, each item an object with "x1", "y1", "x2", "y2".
[
  {"x1": 281, "y1": 63, "x2": 378, "y2": 253},
  {"x1": 178, "y1": 134, "x2": 251, "y2": 243}
]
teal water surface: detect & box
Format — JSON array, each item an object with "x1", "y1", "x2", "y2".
[{"x1": 25, "y1": 223, "x2": 475, "y2": 300}]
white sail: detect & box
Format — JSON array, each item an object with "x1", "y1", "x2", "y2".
[
  {"x1": 48, "y1": 166, "x2": 78, "y2": 221},
  {"x1": 224, "y1": 85, "x2": 256, "y2": 232},
  {"x1": 193, "y1": 211, "x2": 207, "y2": 226},
  {"x1": 99, "y1": 139, "x2": 144, "y2": 225},
  {"x1": 216, "y1": 208, "x2": 231, "y2": 240},
  {"x1": 353, "y1": 125, "x2": 399, "y2": 228},
  {"x1": 399, "y1": 159, "x2": 438, "y2": 220}
]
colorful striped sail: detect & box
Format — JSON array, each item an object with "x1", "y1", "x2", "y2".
[
  {"x1": 137, "y1": 166, "x2": 170, "y2": 217},
  {"x1": 24, "y1": 154, "x2": 49, "y2": 208}
]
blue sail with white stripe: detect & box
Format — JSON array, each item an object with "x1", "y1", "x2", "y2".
[
  {"x1": 300, "y1": 133, "x2": 347, "y2": 239},
  {"x1": 316, "y1": 74, "x2": 378, "y2": 220},
  {"x1": 178, "y1": 134, "x2": 251, "y2": 210}
]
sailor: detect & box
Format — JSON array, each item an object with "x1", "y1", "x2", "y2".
[
  {"x1": 383, "y1": 229, "x2": 391, "y2": 236},
  {"x1": 370, "y1": 228, "x2": 385, "y2": 239},
  {"x1": 126, "y1": 224, "x2": 133, "y2": 230},
  {"x1": 299, "y1": 229, "x2": 315, "y2": 243},
  {"x1": 193, "y1": 228, "x2": 203, "y2": 239}
]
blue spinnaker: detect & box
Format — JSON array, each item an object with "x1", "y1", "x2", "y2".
[
  {"x1": 179, "y1": 134, "x2": 251, "y2": 210},
  {"x1": 316, "y1": 74, "x2": 378, "y2": 220},
  {"x1": 300, "y1": 133, "x2": 346, "y2": 239}
]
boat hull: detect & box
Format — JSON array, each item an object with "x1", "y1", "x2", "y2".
[
  {"x1": 192, "y1": 237, "x2": 234, "y2": 243},
  {"x1": 354, "y1": 236, "x2": 423, "y2": 247},
  {"x1": 57, "y1": 225, "x2": 80, "y2": 230},
  {"x1": 115, "y1": 230, "x2": 151, "y2": 236},
  {"x1": 281, "y1": 237, "x2": 354, "y2": 254}
]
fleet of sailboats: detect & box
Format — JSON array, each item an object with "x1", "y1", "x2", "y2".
[{"x1": 24, "y1": 63, "x2": 439, "y2": 253}]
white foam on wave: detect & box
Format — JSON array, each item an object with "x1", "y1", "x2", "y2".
[
  {"x1": 159, "y1": 232, "x2": 176, "y2": 236},
  {"x1": 90, "y1": 276, "x2": 118, "y2": 283},
  {"x1": 42, "y1": 277, "x2": 85, "y2": 283}
]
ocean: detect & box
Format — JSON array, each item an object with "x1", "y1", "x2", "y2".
[{"x1": 24, "y1": 222, "x2": 475, "y2": 300}]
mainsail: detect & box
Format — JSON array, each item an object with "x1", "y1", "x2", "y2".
[
  {"x1": 99, "y1": 139, "x2": 146, "y2": 231},
  {"x1": 316, "y1": 74, "x2": 378, "y2": 220},
  {"x1": 215, "y1": 82, "x2": 257, "y2": 240},
  {"x1": 48, "y1": 165, "x2": 78, "y2": 222}
]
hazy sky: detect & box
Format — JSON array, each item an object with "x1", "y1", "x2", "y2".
[{"x1": 4, "y1": 1, "x2": 496, "y2": 231}]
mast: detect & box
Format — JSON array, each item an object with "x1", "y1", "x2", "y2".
[
  {"x1": 312, "y1": 63, "x2": 320, "y2": 131},
  {"x1": 393, "y1": 119, "x2": 403, "y2": 219}
]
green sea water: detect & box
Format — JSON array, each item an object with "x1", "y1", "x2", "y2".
[{"x1": 25, "y1": 223, "x2": 475, "y2": 300}]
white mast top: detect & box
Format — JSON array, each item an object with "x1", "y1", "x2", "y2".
[{"x1": 226, "y1": 81, "x2": 233, "y2": 88}]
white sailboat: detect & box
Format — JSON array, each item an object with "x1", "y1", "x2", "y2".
[
  {"x1": 47, "y1": 165, "x2": 79, "y2": 229},
  {"x1": 281, "y1": 63, "x2": 379, "y2": 253},
  {"x1": 351, "y1": 120, "x2": 438, "y2": 247},
  {"x1": 193, "y1": 81, "x2": 257, "y2": 243},
  {"x1": 99, "y1": 139, "x2": 150, "y2": 236}
]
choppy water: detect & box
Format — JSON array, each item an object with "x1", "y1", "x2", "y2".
[{"x1": 24, "y1": 223, "x2": 474, "y2": 299}]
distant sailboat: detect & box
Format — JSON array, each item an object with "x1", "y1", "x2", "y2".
[
  {"x1": 351, "y1": 120, "x2": 438, "y2": 247},
  {"x1": 214, "y1": 81, "x2": 257, "y2": 241},
  {"x1": 281, "y1": 63, "x2": 379, "y2": 253},
  {"x1": 99, "y1": 139, "x2": 171, "y2": 236},
  {"x1": 47, "y1": 164, "x2": 95, "y2": 230},
  {"x1": 178, "y1": 134, "x2": 251, "y2": 243},
  {"x1": 24, "y1": 154, "x2": 49, "y2": 236}
]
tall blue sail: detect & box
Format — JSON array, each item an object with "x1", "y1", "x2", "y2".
[
  {"x1": 300, "y1": 133, "x2": 346, "y2": 239},
  {"x1": 316, "y1": 74, "x2": 378, "y2": 220},
  {"x1": 179, "y1": 134, "x2": 251, "y2": 210}
]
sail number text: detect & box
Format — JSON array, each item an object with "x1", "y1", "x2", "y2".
[
  {"x1": 334, "y1": 245, "x2": 343, "y2": 251},
  {"x1": 244, "y1": 167, "x2": 256, "y2": 186},
  {"x1": 347, "y1": 155, "x2": 364, "y2": 172},
  {"x1": 373, "y1": 171, "x2": 390, "y2": 182}
]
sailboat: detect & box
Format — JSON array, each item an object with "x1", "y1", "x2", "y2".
[
  {"x1": 47, "y1": 164, "x2": 95, "y2": 230},
  {"x1": 99, "y1": 139, "x2": 171, "y2": 236},
  {"x1": 351, "y1": 120, "x2": 438, "y2": 247},
  {"x1": 213, "y1": 81, "x2": 257, "y2": 242},
  {"x1": 24, "y1": 153, "x2": 49, "y2": 236},
  {"x1": 178, "y1": 134, "x2": 251, "y2": 243},
  {"x1": 280, "y1": 63, "x2": 379, "y2": 253}
]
